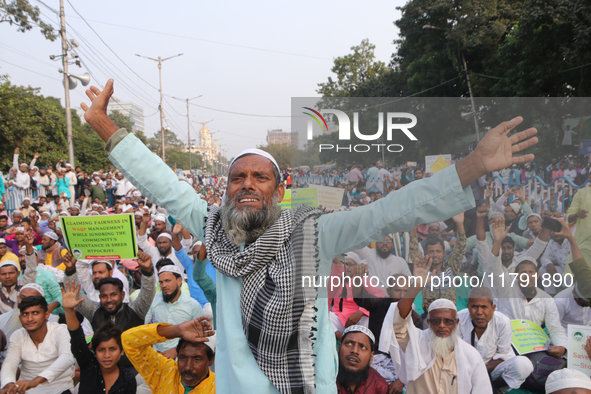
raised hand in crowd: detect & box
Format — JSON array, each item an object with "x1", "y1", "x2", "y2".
[
  {"x1": 62, "y1": 251, "x2": 77, "y2": 272},
  {"x1": 456, "y1": 116, "x2": 538, "y2": 188},
  {"x1": 61, "y1": 282, "x2": 85, "y2": 311},
  {"x1": 137, "y1": 250, "x2": 153, "y2": 273}
]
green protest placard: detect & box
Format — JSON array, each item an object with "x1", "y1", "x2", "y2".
[
  {"x1": 568, "y1": 324, "x2": 591, "y2": 378},
  {"x1": 60, "y1": 213, "x2": 138, "y2": 260},
  {"x1": 279, "y1": 190, "x2": 292, "y2": 209},
  {"x1": 511, "y1": 319, "x2": 550, "y2": 355},
  {"x1": 291, "y1": 188, "x2": 318, "y2": 208}
]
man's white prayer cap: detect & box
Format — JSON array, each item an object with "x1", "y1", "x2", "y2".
[
  {"x1": 488, "y1": 211, "x2": 504, "y2": 220},
  {"x1": 228, "y1": 149, "x2": 280, "y2": 176},
  {"x1": 509, "y1": 202, "x2": 521, "y2": 214},
  {"x1": 344, "y1": 252, "x2": 361, "y2": 265},
  {"x1": 154, "y1": 214, "x2": 166, "y2": 223},
  {"x1": 45, "y1": 231, "x2": 59, "y2": 241},
  {"x1": 343, "y1": 325, "x2": 375, "y2": 344},
  {"x1": 428, "y1": 299, "x2": 457, "y2": 313},
  {"x1": 158, "y1": 265, "x2": 182, "y2": 275},
  {"x1": 20, "y1": 283, "x2": 45, "y2": 297},
  {"x1": 0, "y1": 260, "x2": 20, "y2": 271},
  {"x1": 546, "y1": 368, "x2": 591, "y2": 393}
]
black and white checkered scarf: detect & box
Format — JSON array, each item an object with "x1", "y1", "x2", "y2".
[{"x1": 206, "y1": 204, "x2": 323, "y2": 394}]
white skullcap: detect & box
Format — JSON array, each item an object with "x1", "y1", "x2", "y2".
[
  {"x1": 133, "y1": 211, "x2": 143, "y2": 217},
  {"x1": 488, "y1": 211, "x2": 504, "y2": 220},
  {"x1": 20, "y1": 283, "x2": 45, "y2": 297},
  {"x1": 18, "y1": 245, "x2": 34, "y2": 254},
  {"x1": 343, "y1": 325, "x2": 375, "y2": 344},
  {"x1": 510, "y1": 202, "x2": 521, "y2": 214},
  {"x1": 157, "y1": 233, "x2": 173, "y2": 241},
  {"x1": 229, "y1": 149, "x2": 280, "y2": 176},
  {"x1": 91, "y1": 203, "x2": 99, "y2": 208},
  {"x1": 0, "y1": 239, "x2": 5, "y2": 244},
  {"x1": 72, "y1": 203, "x2": 80, "y2": 209},
  {"x1": 428, "y1": 299, "x2": 457, "y2": 313},
  {"x1": 133, "y1": 191, "x2": 141, "y2": 196},
  {"x1": 90, "y1": 211, "x2": 100, "y2": 216},
  {"x1": 12, "y1": 210, "x2": 22, "y2": 215},
  {"x1": 23, "y1": 197, "x2": 30, "y2": 202},
  {"x1": 158, "y1": 265, "x2": 182, "y2": 275},
  {"x1": 515, "y1": 255, "x2": 537, "y2": 270},
  {"x1": 344, "y1": 252, "x2": 361, "y2": 265},
  {"x1": 59, "y1": 211, "x2": 70, "y2": 216},
  {"x1": 0, "y1": 260, "x2": 20, "y2": 271},
  {"x1": 546, "y1": 368, "x2": 591, "y2": 393},
  {"x1": 91, "y1": 260, "x2": 113, "y2": 268},
  {"x1": 44, "y1": 231, "x2": 59, "y2": 241},
  {"x1": 526, "y1": 213, "x2": 542, "y2": 221},
  {"x1": 39, "y1": 207, "x2": 49, "y2": 213},
  {"x1": 204, "y1": 332, "x2": 216, "y2": 351},
  {"x1": 154, "y1": 214, "x2": 166, "y2": 223},
  {"x1": 65, "y1": 163, "x2": 72, "y2": 168}
]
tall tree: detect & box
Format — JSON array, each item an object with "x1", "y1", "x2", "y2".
[
  {"x1": 317, "y1": 39, "x2": 390, "y2": 98},
  {"x1": 0, "y1": 76, "x2": 68, "y2": 170},
  {"x1": 0, "y1": 0, "x2": 57, "y2": 41}
]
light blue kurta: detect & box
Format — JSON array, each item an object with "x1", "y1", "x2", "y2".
[{"x1": 107, "y1": 130, "x2": 475, "y2": 394}]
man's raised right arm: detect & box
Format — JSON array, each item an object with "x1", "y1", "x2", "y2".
[{"x1": 81, "y1": 80, "x2": 208, "y2": 239}]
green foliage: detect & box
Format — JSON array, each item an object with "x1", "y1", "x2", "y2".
[
  {"x1": 317, "y1": 39, "x2": 390, "y2": 97},
  {"x1": 0, "y1": 0, "x2": 57, "y2": 41},
  {"x1": 108, "y1": 110, "x2": 135, "y2": 133},
  {"x1": 314, "y1": 0, "x2": 591, "y2": 165},
  {"x1": 145, "y1": 129, "x2": 203, "y2": 170},
  {"x1": 0, "y1": 76, "x2": 68, "y2": 170}
]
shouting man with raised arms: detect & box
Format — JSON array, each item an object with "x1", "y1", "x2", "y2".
[{"x1": 80, "y1": 79, "x2": 538, "y2": 394}]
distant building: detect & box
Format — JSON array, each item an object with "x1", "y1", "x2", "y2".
[
  {"x1": 267, "y1": 129, "x2": 299, "y2": 147},
  {"x1": 107, "y1": 97, "x2": 145, "y2": 134}
]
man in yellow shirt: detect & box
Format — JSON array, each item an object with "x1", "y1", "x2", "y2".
[
  {"x1": 122, "y1": 317, "x2": 215, "y2": 393},
  {"x1": 0, "y1": 239, "x2": 18, "y2": 264}
]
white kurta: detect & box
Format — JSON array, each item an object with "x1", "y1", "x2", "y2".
[
  {"x1": 479, "y1": 241, "x2": 568, "y2": 348},
  {"x1": 457, "y1": 309, "x2": 533, "y2": 388},
  {"x1": 380, "y1": 303, "x2": 492, "y2": 394},
  {"x1": 554, "y1": 286, "x2": 591, "y2": 330},
  {"x1": 1, "y1": 322, "x2": 75, "y2": 393},
  {"x1": 353, "y1": 247, "x2": 411, "y2": 287}
]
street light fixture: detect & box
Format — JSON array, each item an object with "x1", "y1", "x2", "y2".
[{"x1": 135, "y1": 53, "x2": 183, "y2": 161}]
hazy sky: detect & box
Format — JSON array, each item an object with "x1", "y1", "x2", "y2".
[{"x1": 1, "y1": 0, "x2": 406, "y2": 159}]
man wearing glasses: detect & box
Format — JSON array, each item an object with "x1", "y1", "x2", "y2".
[{"x1": 379, "y1": 256, "x2": 492, "y2": 394}]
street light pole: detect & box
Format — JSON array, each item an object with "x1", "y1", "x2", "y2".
[
  {"x1": 135, "y1": 53, "x2": 183, "y2": 162},
  {"x1": 59, "y1": 0, "x2": 74, "y2": 166},
  {"x1": 423, "y1": 25, "x2": 480, "y2": 142},
  {"x1": 462, "y1": 53, "x2": 480, "y2": 142},
  {"x1": 185, "y1": 96, "x2": 202, "y2": 172}
]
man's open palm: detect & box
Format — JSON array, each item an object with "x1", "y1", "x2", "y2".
[
  {"x1": 474, "y1": 117, "x2": 538, "y2": 173},
  {"x1": 179, "y1": 317, "x2": 213, "y2": 343},
  {"x1": 81, "y1": 79, "x2": 114, "y2": 124}
]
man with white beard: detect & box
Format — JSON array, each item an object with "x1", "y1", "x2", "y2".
[{"x1": 379, "y1": 256, "x2": 492, "y2": 394}]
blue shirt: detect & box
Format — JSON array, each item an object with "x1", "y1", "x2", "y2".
[
  {"x1": 107, "y1": 130, "x2": 475, "y2": 394},
  {"x1": 175, "y1": 247, "x2": 216, "y2": 307}
]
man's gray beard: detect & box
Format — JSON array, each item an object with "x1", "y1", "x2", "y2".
[
  {"x1": 428, "y1": 326, "x2": 458, "y2": 358},
  {"x1": 221, "y1": 190, "x2": 282, "y2": 246}
]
